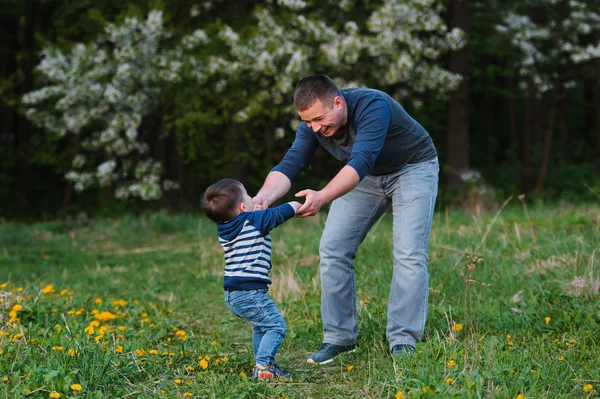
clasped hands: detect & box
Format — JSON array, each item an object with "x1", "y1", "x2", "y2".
[{"x1": 252, "y1": 189, "x2": 326, "y2": 218}]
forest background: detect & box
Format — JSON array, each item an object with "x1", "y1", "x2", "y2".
[{"x1": 1, "y1": 0, "x2": 600, "y2": 219}]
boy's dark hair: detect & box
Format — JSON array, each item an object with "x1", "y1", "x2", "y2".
[
  {"x1": 293, "y1": 74, "x2": 341, "y2": 111},
  {"x1": 201, "y1": 178, "x2": 244, "y2": 222}
]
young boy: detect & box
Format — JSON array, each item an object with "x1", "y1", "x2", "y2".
[{"x1": 201, "y1": 178, "x2": 301, "y2": 381}]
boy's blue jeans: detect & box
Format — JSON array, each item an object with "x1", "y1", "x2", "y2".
[
  {"x1": 224, "y1": 289, "x2": 286, "y2": 367},
  {"x1": 319, "y1": 157, "x2": 439, "y2": 350}
]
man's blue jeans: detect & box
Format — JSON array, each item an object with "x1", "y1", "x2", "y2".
[
  {"x1": 319, "y1": 157, "x2": 439, "y2": 350},
  {"x1": 224, "y1": 289, "x2": 286, "y2": 366}
]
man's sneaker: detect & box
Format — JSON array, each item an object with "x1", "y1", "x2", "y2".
[
  {"x1": 391, "y1": 344, "x2": 415, "y2": 356},
  {"x1": 251, "y1": 363, "x2": 292, "y2": 381},
  {"x1": 307, "y1": 343, "x2": 357, "y2": 365}
]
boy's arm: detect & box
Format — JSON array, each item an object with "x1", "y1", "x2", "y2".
[{"x1": 249, "y1": 202, "x2": 299, "y2": 235}]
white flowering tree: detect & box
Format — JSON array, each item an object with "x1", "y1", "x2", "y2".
[
  {"x1": 22, "y1": 11, "x2": 205, "y2": 200},
  {"x1": 496, "y1": 0, "x2": 600, "y2": 190},
  {"x1": 23, "y1": 2, "x2": 465, "y2": 201}
]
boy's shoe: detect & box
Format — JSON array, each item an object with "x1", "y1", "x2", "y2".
[
  {"x1": 251, "y1": 363, "x2": 292, "y2": 381},
  {"x1": 391, "y1": 344, "x2": 415, "y2": 356},
  {"x1": 307, "y1": 343, "x2": 357, "y2": 365}
]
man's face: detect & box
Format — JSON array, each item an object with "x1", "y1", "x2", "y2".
[{"x1": 297, "y1": 96, "x2": 346, "y2": 137}]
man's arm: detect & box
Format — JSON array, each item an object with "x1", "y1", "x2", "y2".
[
  {"x1": 295, "y1": 165, "x2": 359, "y2": 217},
  {"x1": 253, "y1": 171, "x2": 292, "y2": 209}
]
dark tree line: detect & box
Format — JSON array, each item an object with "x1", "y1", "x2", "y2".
[{"x1": 1, "y1": 0, "x2": 599, "y2": 219}]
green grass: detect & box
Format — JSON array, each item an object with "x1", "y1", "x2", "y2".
[{"x1": 0, "y1": 204, "x2": 599, "y2": 398}]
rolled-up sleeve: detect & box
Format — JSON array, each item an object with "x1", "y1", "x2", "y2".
[
  {"x1": 271, "y1": 124, "x2": 318, "y2": 184},
  {"x1": 347, "y1": 98, "x2": 391, "y2": 180}
]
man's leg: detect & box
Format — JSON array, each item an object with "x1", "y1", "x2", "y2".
[
  {"x1": 319, "y1": 176, "x2": 389, "y2": 346},
  {"x1": 385, "y1": 158, "x2": 439, "y2": 351}
]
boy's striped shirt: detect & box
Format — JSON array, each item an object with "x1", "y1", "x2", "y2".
[{"x1": 217, "y1": 204, "x2": 295, "y2": 291}]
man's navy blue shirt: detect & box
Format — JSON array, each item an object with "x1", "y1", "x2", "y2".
[{"x1": 272, "y1": 88, "x2": 437, "y2": 182}]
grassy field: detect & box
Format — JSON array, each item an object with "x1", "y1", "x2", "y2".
[{"x1": 0, "y1": 201, "x2": 599, "y2": 398}]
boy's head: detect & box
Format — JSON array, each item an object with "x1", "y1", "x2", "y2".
[{"x1": 201, "y1": 178, "x2": 253, "y2": 222}]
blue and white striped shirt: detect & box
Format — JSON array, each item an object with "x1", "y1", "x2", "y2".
[{"x1": 217, "y1": 203, "x2": 296, "y2": 291}]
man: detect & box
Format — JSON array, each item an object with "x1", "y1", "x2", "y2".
[{"x1": 253, "y1": 74, "x2": 439, "y2": 364}]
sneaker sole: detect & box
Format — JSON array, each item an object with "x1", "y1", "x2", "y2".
[{"x1": 307, "y1": 348, "x2": 357, "y2": 365}]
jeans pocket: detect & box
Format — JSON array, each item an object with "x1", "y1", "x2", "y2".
[{"x1": 226, "y1": 291, "x2": 264, "y2": 322}]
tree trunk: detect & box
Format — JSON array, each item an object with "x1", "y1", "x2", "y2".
[
  {"x1": 595, "y1": 68, "x2": 600, "y2": 165},
  {"x1": 15, "y1": 3, "x2": 36, "y2": 216},
  {"x1": 485, "y1": 92, "x2": 495, "y2": 169},
  {"x1": 507, "y1": 77, "x2": 519, "y2": 162},
  {"x1": 534, "y1": 100, "x2": 557, "y2": 191},
  {"x1": 521, "y1": 78, "x2": 535, "y2": 193},
  {"x1": 445, "y1": 0, "x2": 471, "y2": 187}
]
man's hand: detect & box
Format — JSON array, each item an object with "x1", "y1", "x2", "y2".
[
  {"x1": 295, "y1": 189, "x2": 327, "y2": 218},
  {"x1": 252, "y1": 194, "x2": 268, "y2": 211}
]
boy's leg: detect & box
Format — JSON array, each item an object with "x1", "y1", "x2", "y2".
[
  {"x1": 225, "y1": 290, "x2": 272, "y2": 364},
  {"x1": 318, "y1": 176, "x2": 389, "y2": 346},
  {"x1": 252, "y1": 291, "x2": 287, "y2": 366}
]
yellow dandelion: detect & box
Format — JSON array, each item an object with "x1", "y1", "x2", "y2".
[
  {"x1": 174, "y1": 379, "x2": 182, "y2": 385},
  {"x1": 583, "y1": 384, "x2": 593, "y2": 393},
  {"x1": 94, "y1": 311, "x2": 116, "y2": 322},
  {"x1": 187, "y1": 365, "x2": 195, "y2": 371},
  {"x1": 516, "y1": 395, "x2": 525, "y2": 399},
  {"x1": 49, "y1": 392, "x2": 61, "y2": 398},
  {"x1": 446, "y1": 377, "x2": 454, "y2": 384},
  {"x1": 558, "y1": 356, "x2": 564, "y2": 361},
  {"x1": 43, "y1": 254, "x2": 51, "y2": 259},
  {"x1": 135, "y1": 349, "x2": 146, "y2": 357},
  {"x1": 447, "y1": 359, "x2": 456, "y2": 367},
  {"x1": 544, "y1": 317, "x2": 550, "y2": 324},
  {"x1": 59, "y1": 289, "x2": 67, "y2": 296},
  {"x1": 116, "y1": 345, "x2": 123, "y2": 354},
  {"x1": 199, "y1": 359, "x2": 209, "y2": 370},
  {"x1": 70, "y1": 384, "x2": 82, "y2": 391},
  {"x1": 149, "y1": 349, "x2": 158, "y2": 355},
  {"x1": 453, "y1": 323, "x2": 463, "y2": 332},
  {"x1": 347, "y1": 365, "x2": 354, "y2": 371},
  {"x1": 422, "y1": 387, "x2": 428, "y2": 392},
  {"x1": 42, "y1": 284, "x2": 55, "y2": 294},
  {"x1": 183, "y1": 393, "x2": 193, "y2": 398},
  {"x1": 10, "y1": 333, "x2": 23, "y2": 343},
  {"x1": 112, "y1": 299, "x2": 128, "y2": 307},
  {"x1": 239, "y1": 372, "x2": 246, "y2": 377},
  {"x1": 395, "y1": 392, "x2": 405, "y2": 399},
  {"x1": 94, "y1": 298, "x2": 102, "y2": 305},
  {"x1": 530, "y1": 369, "x2": 536, "y2": 373},
  {"x1": 508, "y1": 341, "x2": 513, "y2": 346},
  {"x1": 12, "y1": 304, "x2": 23, "y2": 311},
  {"x1": 52, "y1": 346, "x2": 64, "y2": 351},
  {"x1": 506, "y1": 334, "x2": 512, "y2": 339},
  {"x1": 2, "y1": 377, "x2": 8, "y2": 383},
  {"x1": 553, "y1": 339, "x2": 559, "y2": 343}
]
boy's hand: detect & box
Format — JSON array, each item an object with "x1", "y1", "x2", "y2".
[{"x1": 288, "y1": 201, "x2": 302, "y2": 214}]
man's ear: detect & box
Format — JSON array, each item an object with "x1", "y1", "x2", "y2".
[{"x1": 334, "y1": 95, "x2": 343, "y2": 109}]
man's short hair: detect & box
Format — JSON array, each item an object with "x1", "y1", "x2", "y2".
[
  {"x1": 201, "y1": 178, "x2": 244, "y2": 222},
  {"x1": 293, "y1": 74, "x2": 341, "y2": 111}
]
